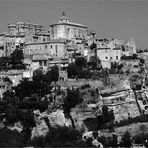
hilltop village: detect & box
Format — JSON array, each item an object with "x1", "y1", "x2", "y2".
[{"x1": 0, "y1": 12, "x2": 148, "y2": 147}]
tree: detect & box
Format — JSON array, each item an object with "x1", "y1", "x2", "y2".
[
  {"x1": 102, "y1": 105, "x2": 115, "y2": 123},
  {"x1": 0, "y1": 47, "x2": 26, "y2": 71},
  {"x1": 119, "y1": 131, "x2": 132, "y2": 147},
  {"x1": 111, "y1": 134, "x2": 118, "y2": 147},
  {"x1": 102, "y1": 68, "x2": 110, "y2": 85},
  {"x1": 32, "y1": 69, "x2": 44, "y2": 97},
  {"x1": 129, "y1": 73, "x2": 144, "y2": 115},
  {"x1": 31, "y1": 126, "x2": 88, "y2": 147},
  {"x1": 21, "y1": 110, "x2": 36, "y2": 142},
  {"x1": 87, "y1": 55, "x2": 97, "y2": 69},
  {"x1": 134, "y1": 134, "x2": 144, "y2": 144},
  {"x1": 78, "y1": 69, "x2": 92, "y2": 79},
  {"x1": 67, "y1": 63, "x2": 79, "y2": 78},
  {"x1": 5, "y1": 103, "x2": 18, "y2": 125},
  {"x1": 0, "y1": 56, "x2": 10, "y2": 71},
  {"x1": 90, "y1": 42, "x2": 97, "y2": 50},
  {"x1": 3, "y1": 76, "x2": 12, "y2": 84},
  {"x1": 14, "y1": 69, "x2": 53, "y2": 100},
  {"x1": 9, "y1": 48, "x2": 26, "y2": 69},
  {"x1": 13, "y1": 78, "x2": 33, "y2": 101},
  {"x1": 75, "y1": 57, "x2": 86, "y2": 69},
  {"x1": 3, "y1": 89, "x2": 17, "y2": 104},
  {"x1": 0, "y1": 128, "x2": 24, "y2": 147},
  {"x1": 48, "y1": 65, "x2": 59, "y2": 91},
  {"x1": 63, "y1": 89, "x2": 83, "y2": 129}
]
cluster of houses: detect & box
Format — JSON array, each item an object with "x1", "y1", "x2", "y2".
[{"x1": 0, "y1": 12, "x2": 140, "y2": 98}]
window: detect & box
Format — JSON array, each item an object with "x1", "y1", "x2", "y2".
[
  {"x1": 45, "y1": 44, "x2": 47, "y2": 49},
  {"x1": 116, "y1": 56, "x2": 118, "y2": 60},
  {"x1": 55, "y1": 45, "x2": 58, "y2": 53},
  {"x1": 51, "y1": 45, "x2": 52, "y2": 49},
  {"x1": 67, "y1": 28, "x2": 70, "y2": 34},
  {"x1": 44, "y1": 61, "x2": 47, "y2": 66},
  {"x1": 39, "y1": 61, "x2": 42, "y2": 66}
]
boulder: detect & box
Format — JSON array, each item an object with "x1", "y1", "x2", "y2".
[
  {"x1": 47, "y1": 109, "x2": 66, "y2": 128},
  {"x1": 31, "y1": 119, "x2": 49, "y2": 140},
  {"x1": 83, "y1": 131, "x2": 103, "y2": 148},
  {"x1": 34, "y1": 109, "x2": 66, "y2": 128},
  {"x1": 7, "y1": 121, "x2": 23, "y2": 133},
  {"x1": 31, "y1": 109, "x2": 67, "y2": 140},
  {"x1": 92, "y1": 139, "x2": 103, "y2": 148}
]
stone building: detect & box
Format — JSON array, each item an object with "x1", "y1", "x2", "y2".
[
  {"x1": 23, "y1": 12, "x2": 88, "y2": 71},
  {"x1": 49, "y1": 11, "x2": 88, "y2": 41},
  {"x1": 49, "y1": 12, "x2": 88, "y2": 56},
  {"x1": 96, "y1": 46, "x2": 122, "y2": 69},
  {"x1": 0, "y1": 12, "x2": 137, "y2": 73},
  {"x1": 87, "y1": 37, "x2": 137, "y2": 69},
  {"x1": 0, "y1": 22, "x2": 50, "y2": 57}
]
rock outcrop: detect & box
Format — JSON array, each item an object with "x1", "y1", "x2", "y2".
[
  {"x1": 70, "y1": 106, "x2": 97, "y2": 131},
  {"x1": 47, "y1": 109, "x2": 66, "y2": 128},
  {"x1": 31, "y1": 119, "x2": 49, "y2": 139},
  {"x1": 31, "y1": 109, "x2": 67, "y2": 139},
  {"x1": 7, "y1": 121, "x2": 23, "y2": 133}
]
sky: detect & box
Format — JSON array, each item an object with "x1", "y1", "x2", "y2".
[{"x1": 0, "y1": 0, "x2": 148, "y2": 49}]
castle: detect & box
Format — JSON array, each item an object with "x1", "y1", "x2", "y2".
[{"x1": 0, "y1": 12, "x2": 137, "y2": 70}]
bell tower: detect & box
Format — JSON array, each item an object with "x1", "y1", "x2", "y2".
[{"x1": 58, "y1": 11, "x2": 69, "y2": 23}]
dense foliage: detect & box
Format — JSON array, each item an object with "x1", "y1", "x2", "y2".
[
  {"x1": 63, "y1": 89, "x2": 83, "y2": 128},
  {"x1": 30, "y1": 126, "x2": 89, "y2": 147},
  {"x1": 67, "y1": 63, "x2": 80, "y2": 78},
  {"x1": 0, "y1": 48, "x2": 26, "y2": 71}
]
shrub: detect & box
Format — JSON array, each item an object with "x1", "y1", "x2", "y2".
[
  {"x1": 119, "y1": 131, "x2": 132, "y2": 147},
  {"x1": 133, "y1": 134, "x2": 144, "y2": 144},
  {"x1": 117, "y1": 114, "x2": 148, "y2": 127},
  {"x1": 0, "y1": 128, "x2": 24, "y2": 147},
  {"x1": 92, "y1": 131, "x2": 98, "y2": 139},
  {"x1": 31, "y1": 127, "x2": 88, "y2": 147},
  {"x1": 0, "y1": 101, "x2": 7, "y2": 113},
  {"x1": 81, "y1": 84, "x2": 91, "y2": 89},
  {"x1": 97, "y1": 136, "x2": 108, "y2": 147},
  {"x1": 90, "y1": 89, "x2": 95, "y2": 97}
]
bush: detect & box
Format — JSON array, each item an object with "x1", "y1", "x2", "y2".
[
  {"x1": 119, "y1": 131, "x2": 132, "y2": 147},
  {"x1": 97, "y1": 136, "x2": 108, "y2": 147},
  {"x1": 0, "y1": 101, "x2": 7, "y2": 113},
  {"x1": 92, "y1": 131, "x2": 98, "y2": 139},
  {"x1": 90, "y1": 89, "x2": 95, "y2": 97},
  {"x1": 81, "y1": 84, "x2": 91, "y2": 89},
  {"x1": 133, "y1": 134, "x2": 144, "y2": 144},
  {"x1": 31, "y1": 127, "x2": 88, "y2": 147},
  {"x1": 102, "y1": 105, "x2": 115, "y2": 123},
  {"x1": 17, "y1": 101, "x2": 48, "y2": 112},
  {"x1": 0, "y1": 128, "x2": 24, "y2": 147},
  {"x1": 117, "y1": 114, "x2": 148, "y2": 127},
  {"x1": 63, "y1": 89, "x2": 83, "y2": 114}
]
